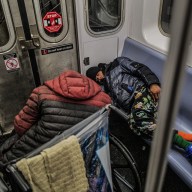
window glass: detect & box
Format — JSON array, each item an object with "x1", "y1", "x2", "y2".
[
  {"x1": 160, "y1": 0, "x2": 174, "y2": 34},
  {"x1": 40, "y1": 0, "x2": 63, "y2": 37},
  {"x1": 87, "y1": 0, "x2": 122, "y2": 33},
  {"x1": 0, "y1": 3, "x2": 9, "y2": 47}
]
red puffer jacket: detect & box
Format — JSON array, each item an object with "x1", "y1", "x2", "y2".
[{"x1": 14, "y1": 70, "x2": 111, "y2": 136}]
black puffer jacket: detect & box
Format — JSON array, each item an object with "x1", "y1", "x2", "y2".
[
  {"x1": 102, "y1": 57, "x2": 160, "y2": 111},
  {"x1": 1, "y1": 102, "x2": 99, "y2": 162}
]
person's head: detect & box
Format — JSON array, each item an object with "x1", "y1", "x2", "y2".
[{"x1": 86, "y1": 67, "x2": 105, "y2": 84}]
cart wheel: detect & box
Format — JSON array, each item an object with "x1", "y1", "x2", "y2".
[{"x1": 109, "y1": 133, "x2": 142, "y2": 192}]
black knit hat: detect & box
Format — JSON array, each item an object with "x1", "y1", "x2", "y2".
[{"x1": 86, "y1": 67, "x2": 100, "y2": 81}]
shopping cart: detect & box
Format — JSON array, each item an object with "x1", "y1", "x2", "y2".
[{"x1": 0, "y1": 107, "x2": 142, "y2": 192}]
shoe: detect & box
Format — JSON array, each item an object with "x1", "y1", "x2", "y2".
[{"x1": 185, "y1": 144, "x2": 192, "y2": 160}]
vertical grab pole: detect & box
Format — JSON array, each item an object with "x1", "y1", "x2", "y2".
[{"x1": 144, "y1": 1, "x2": 192, "y2": 192}]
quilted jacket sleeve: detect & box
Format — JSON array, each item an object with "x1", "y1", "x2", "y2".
[
  {"x1": 14, "y1": 87, "x2": 40, "y2": 136},
  {"x1": 120, "y1": 57, "x2": 161, "y2": 87}
]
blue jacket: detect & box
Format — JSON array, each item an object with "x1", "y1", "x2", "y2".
[{"x1": 101, "y1": 57, "x2": 160, "y2": 111}]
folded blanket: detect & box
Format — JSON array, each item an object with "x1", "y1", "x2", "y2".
[{"x1": 16, "y1": 136, "x2": 88, "y2": 192}]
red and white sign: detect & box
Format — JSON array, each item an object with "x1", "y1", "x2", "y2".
[
  {"x1": 3, "y1": 53, "x2": 20, "y2": 71},
  {"x1": 43, "y1": 11, "x2": 63, "y2": 33}
]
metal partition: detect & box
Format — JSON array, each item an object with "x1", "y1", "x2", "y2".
[{"x1": 144, "y1": 0, "x2": 192, "y2": 191}]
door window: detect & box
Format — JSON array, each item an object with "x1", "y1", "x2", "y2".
[
  {"x1": 33, "y1": 0, "x2": 68, "y2": 42},
  {"x1": 40, "y1": 0, "x2": 63, "y2": 37},
  {"x1": 160, "y1": 0, "x2": 173, "y2": 35},
  {"x1": 0, "y1": 3, "x2": 9, "y2": 47},
  {"x1": 86, "y1": 0, "x2": 123, "y2": 35},
  {"x1": 0, "y1": 1, "x2": 15, "y2": 52}
]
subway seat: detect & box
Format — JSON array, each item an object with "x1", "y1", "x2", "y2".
[{"x1": 121, "y1": 38, "x2": 192, "y2": 189}]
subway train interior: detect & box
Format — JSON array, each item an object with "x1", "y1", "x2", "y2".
[{"x1": 0, "y1": 0, "x2": 192, "y2": 191}]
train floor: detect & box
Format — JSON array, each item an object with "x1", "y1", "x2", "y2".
[{"x1": 109, "y1": 111, "x2": 191, "y2": 192}]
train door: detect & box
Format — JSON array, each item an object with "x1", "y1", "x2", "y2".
[
  {"x1": 0, "y1": 0, "x2": 78, "y2": 132},
  {"x1": 75, "y1": 0, "x2": 130, "y2": 74}
]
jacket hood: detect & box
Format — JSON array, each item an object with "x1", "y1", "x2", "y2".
[{"x1": 44, "y1": 70, "x2": 102, "y2": 100}]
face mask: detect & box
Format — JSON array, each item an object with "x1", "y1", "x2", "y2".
[{"x1": 97, "y1": 78, "x2": 106, "y2": 85}]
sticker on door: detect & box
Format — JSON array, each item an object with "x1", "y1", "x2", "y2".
[
  {"x1": 3, "y1": 53, "x2": 20, "y2": 72},
  {"x1": 41, "y1": 44, "x2": 73, "y2": 55},
  {"x1": 43, "y1": 11, "x2": 63, "y2": 33}
]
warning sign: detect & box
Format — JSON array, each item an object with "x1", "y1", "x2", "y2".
[
  {"x1": 3, "y1": 53, "x2": 20, "y2": 71},
  {"x1": 43, "y1": 11, "x2": 63, "y2": 33}
]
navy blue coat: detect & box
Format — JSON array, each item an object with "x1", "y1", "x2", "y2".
[{"x1": 101, "y1": 57, "x2": 160, "y2": 111}]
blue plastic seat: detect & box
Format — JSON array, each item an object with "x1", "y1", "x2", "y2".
[{"x1": 121, "y1": 38, "x2": 192, "y2": 189}]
